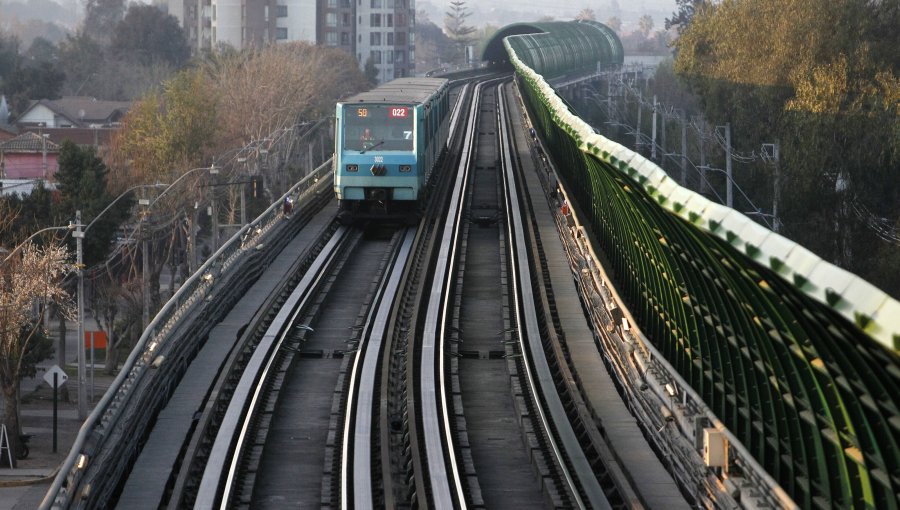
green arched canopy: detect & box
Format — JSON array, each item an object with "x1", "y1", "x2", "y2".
[{"x1": 482, "y1": 20, "x2": 624, "y2": 78}]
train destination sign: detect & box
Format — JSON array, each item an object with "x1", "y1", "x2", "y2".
[{"x1": 389, "y1": 107, "x2": 409, "y2": 118}]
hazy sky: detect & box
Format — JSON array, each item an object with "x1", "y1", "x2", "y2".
[{"x1": 420, "y1": 0, "x2": 680, "y2": 31}]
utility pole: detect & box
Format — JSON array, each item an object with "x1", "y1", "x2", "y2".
[
  {"x1": 240, "y1": 185, "x2": 246, "y2": 227},
  {"x1": 190, "y1": 202, "x2": 199, "y2": 273},
  {"x1": 635, "y1": 90, "x2": 642, "y2": 150},
  {"x1": 725, "y1": 122, "x2": 733, "y2": 208},
  {"x1": 699, "y1": 118, "x2": 708, "y2": 194},
  {"x1": 210, "y1": 166, "x2": 220, "y2": 251},
  {"x1": 680, "y1": 111, "x2": 688, "y2": 186},
  {"x1": 141, "y1": 205, "x2": 150, "y2": 328},
  {"x1": 607, "y1": 76, "x2": 614, "y2": 138},
  {"x1": 41, "y1": 133, "x2": 49, "y2": 179},
  {"x1": 651, "y1": 95, "x2": 658, "y2": 161},
  {"x1": 73, "y1": 211, "x2": 87, "y2": 419},
  {"x1": 660, "y1": 105, "x2": 667, "y2": 167},
  {"x1": 764, "y1": 142, "x2": 782, "y2": 233}
]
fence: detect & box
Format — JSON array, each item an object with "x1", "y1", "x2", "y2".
[{"x1": 506, "y1": 34, "x2": 900, "y2": 510}]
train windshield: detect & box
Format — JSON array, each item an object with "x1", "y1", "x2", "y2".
[{"x1": 343, "y1": 104, "x2": 414, "y2": 152}]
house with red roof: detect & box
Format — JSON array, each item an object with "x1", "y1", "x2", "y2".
[{"x1": 0, "y1": 131, "x2": 60, "y2": 180}]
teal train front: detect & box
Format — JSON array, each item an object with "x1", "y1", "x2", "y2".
[{"x1": 334, "y1": 77, "x2": 450, "y2": 221}]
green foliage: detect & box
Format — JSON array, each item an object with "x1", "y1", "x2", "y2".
[
  {"x1": 673, "y1": 0, "x2": 900, "y2": 297},
  {"x1": 444, "y1": 0, "x2": 476, "y2": 64},
  {"x1": 83, "y1": 0, "x2": 125, "y2": 43},
  {"x1": 57, "y1": 31, "x2": 105, "y2": 94},
  {"x1": 54, "y1": 141, "x2": 131, "y2": 266},
  {"x1": 364, "y1": 56, "x2": 379, "y2": 86},
  {"x1": 0, "y1": 32, "x2": 20, "y2": 88},
  {"x1": 414, "y1": 18, "x2": 455, "y2": 70},
  {"x1": 6, "y1": 61, "x2": 66, "y2": 114},
  {"x1": 114, "y1": 68, "x2": 220, "y2": 182},
  {"x1": 24, "y1": 37, "x2": 58, "y2": 65},
  {"x1": 163, "y1": 70, "x2": 220, "y2": 165},
  {"x1": 0, "y1": 183, "x2": 55, "y2": 247},
  {"x1": 111, "y1": 4, "x2": 190, "y2": 68},
  {"x1": 0, "y1": 30, "x2": 65, "y2": 118},
  {"x1": 665, "y1": 0, "x2": 708, "y2": 33},
  {"x1": 17, "y1": 324, "x2": 53, "y2": 381}
]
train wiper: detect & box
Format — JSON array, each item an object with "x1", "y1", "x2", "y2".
[{"x1": 360, "y1": 140, "x2": 385, "y2": 154}]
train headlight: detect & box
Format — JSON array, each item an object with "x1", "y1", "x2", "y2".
[
  {"x1": 399, "y1": 165, "x2": 412, "y2": 173},
  {"x1": 346, "y1": 164, "x2": 359, "y2": 172}
]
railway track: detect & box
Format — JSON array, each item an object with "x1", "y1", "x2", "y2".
[
  {"x1": 378, "y1": 78, "x2": 641, "y2": 508},
  {"x1": 112, "y1": 74, "x2": 655, "y2": 510},
  {"x1": 412, "y1": 80, "x2": 609, "y2": 508}
]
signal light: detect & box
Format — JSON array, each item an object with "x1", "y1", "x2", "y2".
[{"x1": 347, "y1": 164, "x2": 359, "y2": 172}]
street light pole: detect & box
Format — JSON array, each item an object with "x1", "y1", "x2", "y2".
[
  {"x1": 73, "y1": 210, "x2": 87, "y2": 420},
  {"x1": 74, "y1": 183, "x2": 167, "y2": 410},
  {"x1": 140, "y1": 198, "x2": 150, "y2": 328},
  {"x1": 210, "y1": 166, "x2": 219, "y2": 251},
  {"x1": 725, "y1": 123, "x2": 733, "y2": 208},
  {"x1": 0, "y1": 225, "x2": 74, "y2": 266}
]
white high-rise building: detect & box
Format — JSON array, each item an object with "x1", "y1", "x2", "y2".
[
  {"x1": 167, "y1": 0, "x2": 414, "y2": 81},
  {"x1": 355, "y1": 0, "x2": 415, "y2": 83}
]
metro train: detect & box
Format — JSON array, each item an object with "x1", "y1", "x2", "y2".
[{"x1": 334, "y1": 77, "x2": 450, "y2": 221}]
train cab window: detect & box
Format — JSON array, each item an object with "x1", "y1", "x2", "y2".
[{"x1": 344, "y1": 104, "x2": 414, "y2": 151}]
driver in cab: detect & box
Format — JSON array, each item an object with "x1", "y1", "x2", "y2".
[{"x1": 360, "y1": 128, "x2": 375, "y2": 150}]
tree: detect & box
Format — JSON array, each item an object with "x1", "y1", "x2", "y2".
[
  {"x1": 0, "y1": 31, "x2": 65, "y2": 118},
  {"x1": 110, "y1": 68, "x2": 220, "y2": 187},
  {"x1": 415, "y1": 18, "x2": 455, "y2": 70},
  {"x1": 24, "y1": 37, "x2": 58, "y2": 65},
  {"x1": 0, "y1": 241, "x2": 72, "y2": 466},
  {"x1": 0, "y1": 32, "x2": 20, "y2": 88},
  {"x1": 83, "y1": 0, "x2": 125, "y2": 43},
  {"x1": 364, "y1": 56, "x2": 379, "y2": 86},
  {"x1": 6, "y1": 60, "x2": 65, "y2": 115},
  {"x1": 605, "y1": 17, "x2": 622, "y2": 33},
  {"x1": 57, "y1": 31, "x2": 105, "y2": 95},
  {"x1": 638, "y1": 14, "x2": 654, "y2": 38},
  {"x1": 111, "y1": 4, "x2": 190, "y2": 68},
  {"x1": 53, "y1": 141, "x2": 131, "y2": 266},
  {"x1": 206, "y1": 43, "x2": 369, "y2": 146},
  {"x1": 576, "y1": 8, "x2": 596, "y2": 21},
  {"x1": 674, "y1": 0, "x2": 900, "y2": 298},
  {"x1": 90, "y1": 270, "x2": 141, "y2": 374},
  {"x1": 608, "y1": 0, "x2": 621, "y2": 18},
  {"x1": 665, "y1": 0, "x2": 707, "y2": 33},
  {"x1": 444, "y1": 1, "x2": 476, "y2": 65}
]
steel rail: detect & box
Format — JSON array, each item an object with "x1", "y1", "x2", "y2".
[
  {"x1": 194, "y1": 225, "x2": 352, "y2": 509},
  {"x1": 420, "y1": 79, "x2": 500, "y2": 509},
  {"x1": 497, "y1": 83, "x2": 612, "y2": 510},
  {"x1": 40, "y1": 162, "x2": 333, "y2": 510},
  {"x1": 339, "y1": 227, "x2": 417, "y2": 509}
]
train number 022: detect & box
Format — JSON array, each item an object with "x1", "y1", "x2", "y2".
[{"x1": 390, "y1": 107, "x2": 408, "y2": 118}]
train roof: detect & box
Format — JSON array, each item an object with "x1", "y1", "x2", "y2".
[{"x1": 341, "y1": 77, "x2": 448, "y2": 105}]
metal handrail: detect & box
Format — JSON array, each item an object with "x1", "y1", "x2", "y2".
[{"x1": 40, "y1": 160, "x2": 333, "y2": 509}]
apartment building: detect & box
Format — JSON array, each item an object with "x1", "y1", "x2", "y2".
[
  {"x1": 355, "y1": 0, "x2": 415, "y2": 82},
  {"x1": 169, "y1": 0, "x2": 414, "y2": 82}
]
